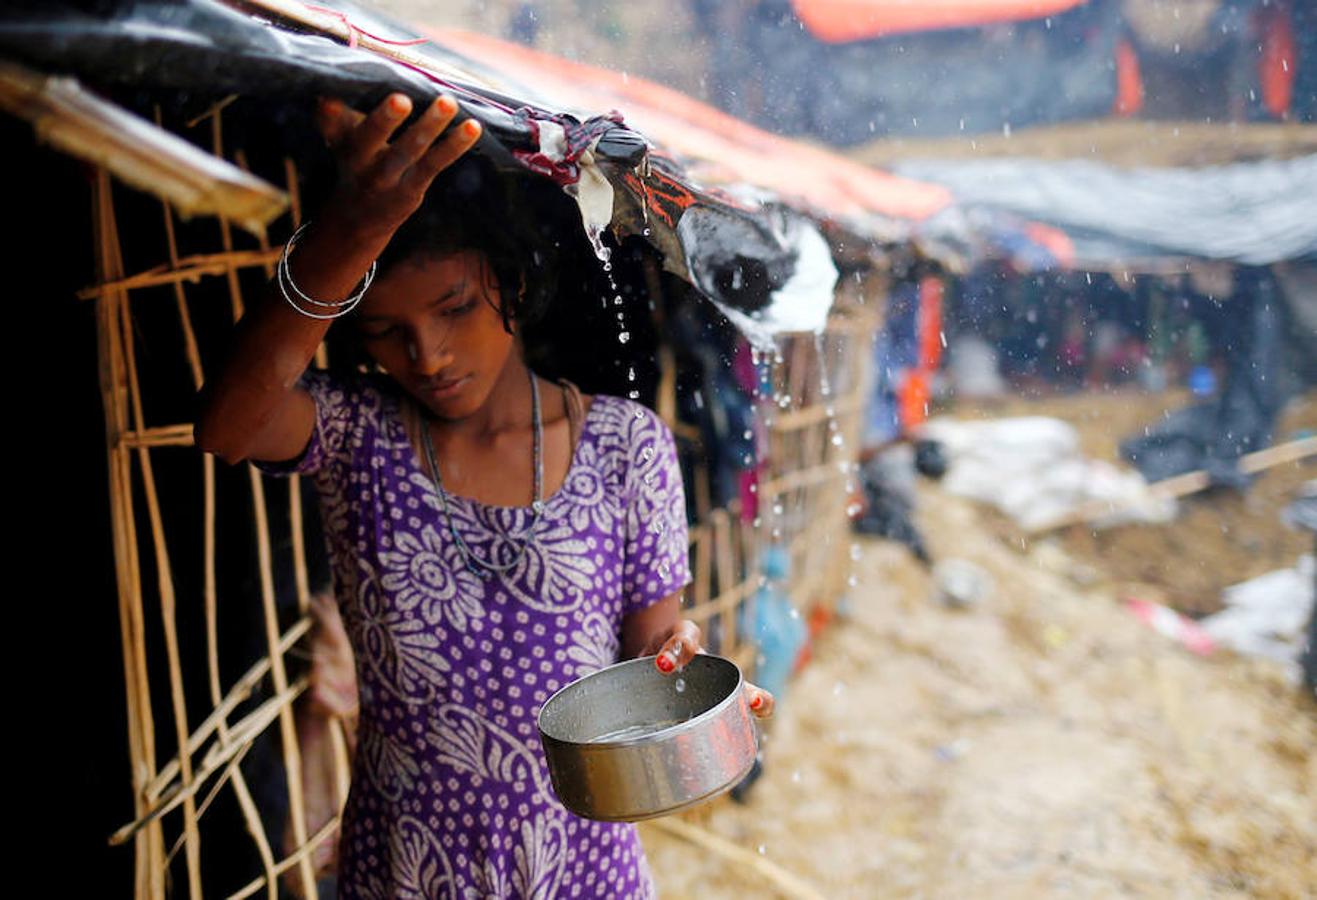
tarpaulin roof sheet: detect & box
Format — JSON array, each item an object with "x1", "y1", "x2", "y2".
[
  {"x1": 425, "y1": 27, "x2": 952, "y2": 225},
  {"x1": 792, "y1": 0, "x2": 1089, "y2": 44},
  {"x1": 899, "y1": 155, "x2": 1317, "y2": 266}
]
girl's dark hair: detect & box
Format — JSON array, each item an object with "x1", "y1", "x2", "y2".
[
  {"x1": 327, "y1": 155, "x2": 561, "y2": 373},
  {"x1": 376, "y1": 156, "x2": 555, "y2": 331}
]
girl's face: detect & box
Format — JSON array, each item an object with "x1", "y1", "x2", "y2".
[{"x1": 355, "y1": 250, "x2": 519, "y2": 421}]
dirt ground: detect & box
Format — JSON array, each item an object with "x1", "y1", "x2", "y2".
[{"x1": 641, "y1": 391, "x2": 1316, "y2": 899}]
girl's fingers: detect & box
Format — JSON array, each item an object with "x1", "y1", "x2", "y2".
[
  {"x1": 374, "y1": 95, "x2": 460, "y2": 186},
  {"x1": 401, "y1": 117, "x2": 482, "y2": 193},
  {"x1": 315, "y1": 97, "x2": 364, "y2": 148},
  {"x1": 654, "y1": 620, "x2": 702, "y2": 674},
  {"x1": 342, "y1": 93, "x2": 412, "y2": 173},
  {"x1": 744, "y1": 683, "x2": 774, "y2": 718}
]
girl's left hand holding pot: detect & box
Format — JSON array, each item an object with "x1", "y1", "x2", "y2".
[{"x1": 644, "y1": 619, "x2": 776, "y2": 719}]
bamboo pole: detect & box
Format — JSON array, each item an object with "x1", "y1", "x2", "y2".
[
  {"x1": 682, "y1": 580, "x2": 755, "y2": 623},
  {"x1": 113, "y1": 207, "x2": 207, "y2": 897},
  {"x1": 165, "y1": 741, "x2": 253, "y2": 867},
  {"x1": 232, "y1": 0, "x2": 487, "y2": 85},
  {"x1": 227, "y1": 818, "x2": 343, "y2": 900},
  {"x1": 1028, "y1": 435, "x2": 1317, "y2": 533},
  {"x1": 228, "y1": 755, "x2": 283, "y2": 900},
  {"x1": 758, "y1": 460, "x2": 848, "y2": 499},
  {"x1": 644, "y1": 818, "x2": 828, "y2": 900},
  {"x1": 119, "y1": 424, "x2": 196, "y2": 448},
  {"x1": 76, "y1": 249, "x2": 282, "y2": 300},
  {"x1": 712, "y1": 509, "x2": 737, "y2": 656},
  {"x1": 95, "y1": 170, "x2": 167, "y2": 899},
  {"x1": 0, "y1": 62, "x2": 285, "y2": 235}
]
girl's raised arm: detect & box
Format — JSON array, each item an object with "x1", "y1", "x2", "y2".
[{"x1": 195, "y1": 93, "x2": 482, "y2": 465}]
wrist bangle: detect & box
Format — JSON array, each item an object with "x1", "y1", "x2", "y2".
[{"x1": 277, "y1": 221, "x2": 377, "y2": 320}]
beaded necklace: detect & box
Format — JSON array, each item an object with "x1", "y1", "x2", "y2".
[{"x1": 420, "y1": 370, "x2": 543, "y2": 578}]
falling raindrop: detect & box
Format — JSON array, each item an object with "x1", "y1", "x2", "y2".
[{"x1": 618, "y1": 331, "x2": 631, "y2": 344}]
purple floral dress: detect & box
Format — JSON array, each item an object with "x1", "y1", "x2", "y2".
[{"x1": 256, "y1": 369, "x2": 691, "y2": 898}]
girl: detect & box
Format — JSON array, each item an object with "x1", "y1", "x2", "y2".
[{"x1": 197, "y1": 92, "x2": 774, "y2": 898}]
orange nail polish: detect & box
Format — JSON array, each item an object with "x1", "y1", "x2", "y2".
[
  {"x1": 750, "y1": 695, "x2": 762, "y2": 710},
  {"x1": 389, "y1": 95, "x2": 409, "y2": 113}
]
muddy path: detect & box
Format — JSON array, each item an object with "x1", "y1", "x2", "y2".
[{"x1": 643, "y1": 482, "x2": 1315, "y2": 898}]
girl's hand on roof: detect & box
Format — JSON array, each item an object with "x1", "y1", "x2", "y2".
[
  {"x1": 314, "y1": 92, "x2": 482, "y2": 243},
  {"x1": 647, "y1": 619, "x2": 774, "y2": 719}
]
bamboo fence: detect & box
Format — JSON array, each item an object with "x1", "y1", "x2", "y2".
[{"x1": 91, "y1": 104, "x2": 879, "y2": 897}]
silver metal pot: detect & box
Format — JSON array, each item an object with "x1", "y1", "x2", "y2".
[{"x1": 537, "y1": 653, "x2": 758, "y2": 822}]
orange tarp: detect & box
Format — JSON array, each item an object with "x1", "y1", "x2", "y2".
[
  {"x1": 428, "y1": 28, "x2": 952, "y2": 223},
  {"x1": 791, "y1": 0, "x2": 1088, "y2": 44}
]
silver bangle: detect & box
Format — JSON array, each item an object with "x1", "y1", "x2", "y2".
[{"x1": 277, "y1": 222, "x2": 377, "y2": 320}]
